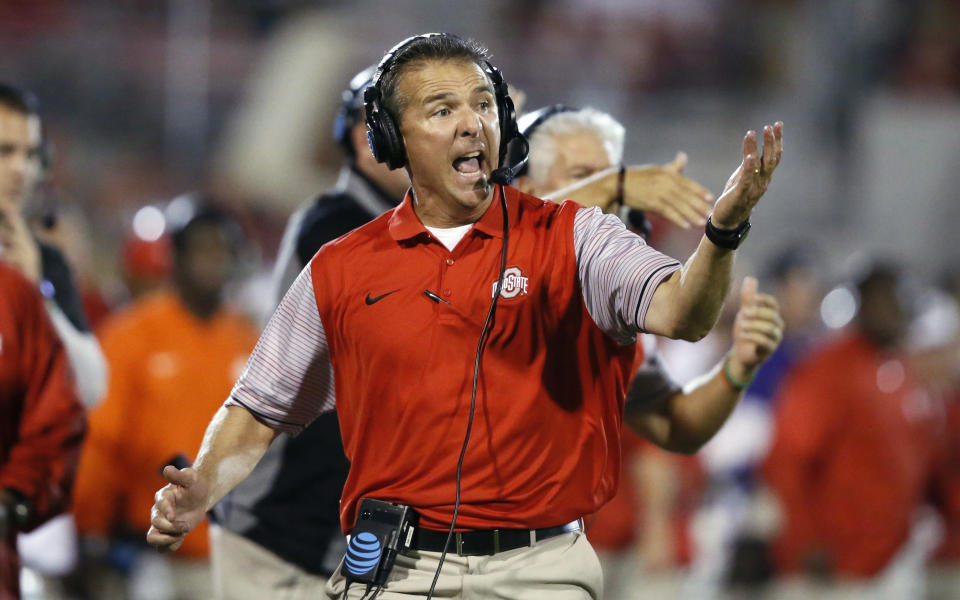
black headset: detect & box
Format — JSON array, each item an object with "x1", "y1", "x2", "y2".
[{"x1": 363, "y1": 33, "x2": 525, "y2": 184}]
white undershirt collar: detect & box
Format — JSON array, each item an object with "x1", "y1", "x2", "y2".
[{"x1": 425, "y1": 224, "x2": 473, "y2": 251}]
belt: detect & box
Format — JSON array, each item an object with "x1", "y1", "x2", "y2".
[{"x1": 409, "y1": 519, "x2": 582, "y2": 556}]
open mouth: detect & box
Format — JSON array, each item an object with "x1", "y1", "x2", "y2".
[{"x1": 452, "y1": 150, "x2": 485, "y2": 180}]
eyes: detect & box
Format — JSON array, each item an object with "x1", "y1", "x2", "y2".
[
  {"x1": 431, "y1": 99, "x2": 493, "y2": 118},
  {"x1": 569, "y1": 167, "x2": 598, "y2": 180},
  {"x1": 0, "y1": 144, "x2": 40, "y2": 161}
]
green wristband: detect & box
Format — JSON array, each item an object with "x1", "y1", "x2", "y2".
[{"x1": 722, "y1": 354, "x2": 755, "y2": 391}]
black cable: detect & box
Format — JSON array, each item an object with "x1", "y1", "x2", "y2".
[{"x1": 425, "y1": 186, "x2": 509, "y2": 600}]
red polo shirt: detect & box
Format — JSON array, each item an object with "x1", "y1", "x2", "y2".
[{"x1": 229, "y1": 185, "x2": 680, "y2": 532}]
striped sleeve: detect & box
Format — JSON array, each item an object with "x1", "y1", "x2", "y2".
[
  {"x1": 224, "y1": 264, "x2": 335, "y2": 435},
  {"x1": 573, "y1": 206, "x2": 681, "y2": 344}
]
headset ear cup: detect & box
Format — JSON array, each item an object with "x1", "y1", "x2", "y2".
[
  {"x1": 379, "y1": 108, "x2": 407, "y2": 170},
  {"x1": 365, "y1": 112, "x2": 387, "y2": 164},
  {"x1": 486, "y1": 63, "x2": 517, "y2": 166},
  {"x1": 497, "y1": 93, "x2": 517, "y2": 166}
]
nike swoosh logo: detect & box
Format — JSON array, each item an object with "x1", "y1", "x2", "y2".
[{"x1": 365, "y1": 290, "x2": 399, "y2": 305}]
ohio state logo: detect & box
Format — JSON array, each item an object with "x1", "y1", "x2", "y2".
[{"x1": 492, "y1": 266, "x2": 529, "y2": 299}]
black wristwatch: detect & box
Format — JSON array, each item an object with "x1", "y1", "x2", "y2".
[{"x1": 704, "y1": 215, "x2": 751, "y2": 250}]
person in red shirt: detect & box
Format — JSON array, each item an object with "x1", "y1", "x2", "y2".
[
  {"x1": 0, "y1": 263, "x2": 86, "y2": 600},
  {"x1": 764, "y1": 262, "x2": 944, "y2": 598},
  {"x1": 147, "y1": 34, "x2": 782, "y2": 599}
]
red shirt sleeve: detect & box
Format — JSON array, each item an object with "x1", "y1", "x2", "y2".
[{"x1": 0, "y1": 268, "x2": 87, "y2": 530}]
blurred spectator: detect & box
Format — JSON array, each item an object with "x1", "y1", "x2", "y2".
[
  {"x1": 589, "y1": 428, "x2": 702, "y2": 600},
  {"x1": 681, "y1": 246, "x2": 825, "y2": 599},
  {"x1": 0, "y1": 262, "x2": 86, "y2": 600},
  {"x1": 764, "y1": 261, "x2": 944, "y2": 599},
  {"x1": 909, "y1": 287, "x2": 960, "y2": 600},
  {"x1": 71, "y1": 201, "x2": 257, "y2": 600},
  {"x1": 0, "y1": 83, "x2": 106, "y2": 408},
  {"x1": 209, "y1": 65, "x2": 408, "y2": 600},
  {"x1": 120, "y1": 233, "x2": 173, "y2": 302},
  {"x1": 1, "y1": 82, "x2": 107, "y2": 598}
]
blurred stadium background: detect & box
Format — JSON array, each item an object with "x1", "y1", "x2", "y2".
[{"x1": 1, "y1": 0, "x2": 957, "y2": 310}]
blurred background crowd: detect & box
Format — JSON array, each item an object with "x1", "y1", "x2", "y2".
[{"x1": 1, "y1": 0, "x2": 959, "y2": 598}]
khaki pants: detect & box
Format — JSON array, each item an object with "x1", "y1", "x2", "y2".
[
  {"x1": 209, "y1": 524, "x2": 328, "y2": 600},
  {"x1": 325, "y1": 531, "x2": 602, "y2": 599}
]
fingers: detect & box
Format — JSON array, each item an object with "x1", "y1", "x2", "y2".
[
  {"x1": 738, "y1": 321, "x2": 783, "y2": 344},
  {"x1": 664, "y1": 151, "x2": 687, "y2": 174},
  {"x1": 162, "y1": 465, "x2": 198, "y2": 488},
  {"x1": 666, "y1": 190, "x2": 710, "y2": 226},
  {"x1": 150, "y1": 502, "x2": 189, "y2": 535},
  {"x1": 671, "y1": 173, "x2": 714, "y2": 205},
  {"x1": 146, "y1": 524, "x2": 185, "y2": 553},
  {"x1": 644, "y1": 171, "x2": 713, "y2": 227},
  {"x1": 740, "y1": 276, "x2": 758, "y2": 307},
  {"x1": 734, "y1": 285, "x2": 784, "y2": 361},
  {"x1": 737, "y1": 330, "x2": 781, "y2": 354},
  {"x1": 655, "y1": 202, "x2": 694, "y2": 229},
  {"x1": 154, "y1": 484, "x2": 179, "y2": 520},
  {"x1": 736, "y1": 298, "x2": 785, "y2": 351},
  {"x1": 149, "y1": 489, "x2": 189, "y2": 552},
  {"x1": 761, "y1": 123, "x2": 783, "y2": 176},
  {"x1": 742, "y1": 130, "x2": 758, "y2": 167}
]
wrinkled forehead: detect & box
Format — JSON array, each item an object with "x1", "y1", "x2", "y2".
[
  {"x1": 399, "y1": 58, "x2": 493, "y2": 103},
  {"x1": 553, "y1": 128, "x2": 611, "y2": 166}
]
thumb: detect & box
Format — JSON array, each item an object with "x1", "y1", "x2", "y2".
[
  {"x1": 162, "y1": 465, "x2": 198, "y2": 489},
  {"x1": 740, "y1": 276, "x2": 758, "y2": 307},
  {"x1": 665, "y1": 151, "x2": 687, "y2": 174}
]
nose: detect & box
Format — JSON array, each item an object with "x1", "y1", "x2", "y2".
[{"x1": 457, "y1": 109, "x2": 481, "y2": 138}]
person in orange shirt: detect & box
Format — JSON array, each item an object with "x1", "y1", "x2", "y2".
[
  {"x1": 72, "y1": 200, "x2": 258, "y2": 600},
  {"x1": 764, "y1": 262, "x2": 944, "y2": 599}
]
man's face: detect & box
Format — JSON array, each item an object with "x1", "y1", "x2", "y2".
[
  {"x1": 176, "y1": 224, "x2": 233, "y2": 299},
  {"x1": 522, "y1": 128, "x2": 611, "y2": 197},
  {"x1": 0, "y1": 106, "x2": 42, "y2": 208},
  {"x1": 396, "y1": 58, "x2": 500, "y2": 222},
  {"x1": 857, "y1": 277, "x2": 906, "y2": 348}
]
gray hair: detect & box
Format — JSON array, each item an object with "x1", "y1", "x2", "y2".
[
  {"x1": 525, "y1": 108, "x2": 625, "y2": 184},
  {"x1": 379, "y1": 35, "x2": 491, "y2": 122}
]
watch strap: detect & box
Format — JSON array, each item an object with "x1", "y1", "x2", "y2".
[{"x1": 705, "y1": 216, "x2": 751, "y2": 250}]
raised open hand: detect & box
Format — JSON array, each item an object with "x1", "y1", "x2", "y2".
[{"x1": 711, "y1": 122, "x2": 783, "y2": 229}]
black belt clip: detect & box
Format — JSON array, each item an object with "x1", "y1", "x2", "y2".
[{"x1": 342, "y1": 498, "x2": 418, "y2": 587}]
